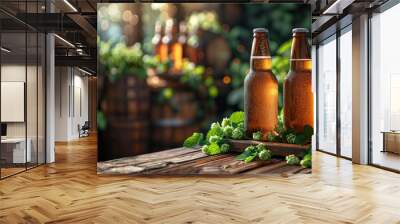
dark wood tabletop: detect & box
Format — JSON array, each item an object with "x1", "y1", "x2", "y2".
[{"x1": 97, "y1": 147, "x2": 311, "y2": 176}]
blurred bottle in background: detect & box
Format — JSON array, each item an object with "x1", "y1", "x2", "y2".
[
  {"x1": 161, "y1": 19, "x2": 183, "y2": 73},
  {"x1": 152, "y1": 21, "x2": 163, "y2": 59},
  {"x1": 178, "y1": 21, "x2": 188, "y2": 59}
]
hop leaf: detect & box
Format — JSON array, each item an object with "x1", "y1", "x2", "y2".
[
  {"x1": 229, "y1": 111, "x2": 245, "y2": 124},
  {"x1": 236, "y1": 146, "x2": 256, "y2": 161},
  {"x1": 300, "y1": 158, "x2": 312, "y2": 168},
  {"x1": 244, "y1": 154, "x2": 257, "y2": 163}
]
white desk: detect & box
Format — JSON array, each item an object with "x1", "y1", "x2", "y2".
[{"x1": 1, "y1": 138, "x2": 31, "y2": 163}]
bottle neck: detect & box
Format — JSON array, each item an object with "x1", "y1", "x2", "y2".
[
  {"x1": 290, "y1": 34, "x2": 311, "y2": 71},
  {"x1": 250, "y1": 56, "x2": 272, "y2": 71},
  {"x1": 250, "y1": 33, "x2": 272, "y2": 71}
]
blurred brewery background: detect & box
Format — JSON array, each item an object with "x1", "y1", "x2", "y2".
[{"x1": 97, "y1": 3, "x2": 311, "y2": 161}]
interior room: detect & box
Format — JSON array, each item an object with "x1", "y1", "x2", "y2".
[
  {"x1": 0, "y1": 0, "x2": 400, "y2": 223},
  {"x1": 314, "y1": 0, "x2": 400, "y2": 172},
  {"x1": 0, "y1": 7, "x2": 46, "y2": 178}
]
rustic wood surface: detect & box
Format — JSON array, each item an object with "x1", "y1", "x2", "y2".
[
  {"x1": 97, "y1": 147, "x2": 310, "y2": 176},
  {"x1": 228, "y1": 139, "x2": 309, "y2": 156},
  {"x1": 2, "y1": 135, "x2": 400, "y2": 223}
]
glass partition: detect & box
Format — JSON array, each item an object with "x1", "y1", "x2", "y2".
[
  {"x1": 0, "y1": 1, "x2": 46, "y2": 179},
  {"x1": 370, "y1": 3, "x2": 400, "y2": 171},
  {"x1": 317, "y1": 35, "x2": 337, "y2": 154},
  {"x1": 1, "y1": 30, "x2": 28, "y2": 177}
]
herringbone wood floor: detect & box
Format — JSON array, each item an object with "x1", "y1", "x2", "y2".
[{"x1": 1, "y1": 135, "x2": 400, "y2": 224}]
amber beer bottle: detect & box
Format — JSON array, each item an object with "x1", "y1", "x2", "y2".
[
  {"x1": 152, "y1": 21, "x2": 163, "y2": 58},
  {"x1": 161, "y1": 19, "x2": 183, "y2": 73},
  {"x1": 283, "y1": 28, "x2": 313, "y2": 133},
  {"x1": 178, "y1": 22, "x2": 188, "y2": 59},
  {"x1": 244, "y1": 28, "x2": 278, "y2": 139}
]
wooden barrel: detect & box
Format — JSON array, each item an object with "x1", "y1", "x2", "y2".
[
  {"x1": 150, "y1": 87, "x2": 202, "y2": 151},
  {"x1": 101, "y1": 75, "x2": 150, "y2": 160}
]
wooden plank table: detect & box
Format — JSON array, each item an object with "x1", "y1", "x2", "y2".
[{"x1": 97, "y1": 147, "x2": 311, "y2": 176}]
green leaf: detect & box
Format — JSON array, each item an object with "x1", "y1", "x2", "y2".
[
  {"x1": 236, "y1": 150, "x2": 253, "y2": 161},
  {"x1": 303, "y1": 125, "x2": 313, "y2": 137},
  {"x1": 244, "y1": 154, "x2": 257, "y2": 163},
  {"x1": 229, "y1": 111, "x2": 245, "y2": 124},
  {"x1": 183, "y1": 132, "x2": 204, "y2": 148},
  {"x1": 303, "y1": 153, "x2": 312, "y2": 161},
  {"x1": 294, "y1": 134, "x2": 306, "y2": 145}
]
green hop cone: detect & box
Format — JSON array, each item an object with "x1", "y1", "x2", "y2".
[
  {"x1": 201, "y1": 145, "x2": 210, "y2": 155},
  {"x1": 300, "y1": 158, "x2": 312, "y2": 168},
  {"x1": 245, "y1": 145, "x2": 256, "y2": 152},
  {"x1": 256, "y1": 143, "x2": 267, "y2": 152},
  {"x1": 286, "y1": 154, "x2": 300, "y2": 165},
  {"x1": 220, "y1": 143, "x2": 230, "y2": 153},
  {"x1": 209, "y1": 135, "x2": 222, "y2": 144},
  {"x1": 258, "y1": 149, "x2": 272, "y2": 161},
  {"x1": 252, "y1": 131, "x2": 263, "y2": 141},
  {"x1": 223, "y1": 126, "x2": 234, "y2": 138},
  {"x1": 286, "y1": 133, "x2": 296, "y2": 144},
  {"x1": 211, "y1": 122, "x2": 221, "y2": 130},
  {"x1": 232, "y1": 128, "x2": 244, "y2": 139},
  {"x1": 221, "y1": 118, "x2": 231, "y2": 127}
]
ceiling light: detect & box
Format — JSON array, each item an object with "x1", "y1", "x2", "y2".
[
  {"x1": 54, "y1": 34, "x2": 75, "y2": 48},
  {"x1": 63, "y1": 0, "x2": 78, "y2": 12},
  {"x1": 78, "y1": 67, "x2": 93, "y2": 76},
  {"x1": 1, "y1": 47, "x2": 11, "y2": 53}
]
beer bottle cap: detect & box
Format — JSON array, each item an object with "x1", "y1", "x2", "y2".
[
  {"x1": 253, "y1": 28, "x2": 269, "y2": 33},
  {"x1": 292, "y1": 28, "x2": 309, "y2": 33}
]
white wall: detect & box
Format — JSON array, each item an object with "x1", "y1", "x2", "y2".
[
  {"x1": 55, "y1": 67, "x2": 89, "y2": 141},
  {"x1": 1, "y1": 63, "x2": 46, "y2": 164}
]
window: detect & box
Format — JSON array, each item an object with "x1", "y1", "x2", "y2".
[
  {"x1": 339, "y1": 26, "x2": 352, "y2": 158},
  {"x1": 317, "y1": 35, "x2": 337, "y2": 154},
  {"x1": 370, "y1": 2, "x2": 400, "y2": 171}
]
